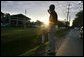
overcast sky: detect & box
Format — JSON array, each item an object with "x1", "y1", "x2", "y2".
[{"x1": 1, "y1": 1, "x2": 83, "y2": 25}]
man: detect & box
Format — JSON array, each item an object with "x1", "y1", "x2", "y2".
[{"x1": 47, "y1": 4, "x2": 58, "y2": 56}]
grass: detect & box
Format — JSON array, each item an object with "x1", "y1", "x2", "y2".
[
  {"x1": 1, "y1": 27, "x2": 41, "y2": 56},
  {"x1": 56, "y1": 28, "x2": 70, "y2": 38}
]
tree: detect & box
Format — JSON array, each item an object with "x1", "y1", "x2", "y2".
[
  {"x1": 35, "y1": 20, "x2": 43, "y2": 26},
  {"x1": 1, "y1": 12, "x2": 4, "y2": 23},
  {"x1": 72, "y1": 10, "x2": 83, "y2": 27},
  {"x1": 65, "y1": 21, "x2": 70, "y2": 27},
  {"x1": 57, "y1": 21, "x2": 66, "y2": 27}
]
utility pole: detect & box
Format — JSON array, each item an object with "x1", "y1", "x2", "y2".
[
  {"x1": 66, "y1": 3, "x2": 71, "y2": 27},
  {"x1": 67, "y1": 3, "x2": 70, "y2": 22}
]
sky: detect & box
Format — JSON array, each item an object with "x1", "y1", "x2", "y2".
[{"x1": 1, "y1": 1, "x2": 83, "y2": 26}]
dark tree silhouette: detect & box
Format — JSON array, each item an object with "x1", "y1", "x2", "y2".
[
  {"x1": 72, "y1": 10, "x2": 83, "y2": 27},
  {"x1": 35, "y1": 20, "x2": 43, "y2": 26},
  {"x1": 57, "y1": 21, "x2": 66, "y2": 27}
]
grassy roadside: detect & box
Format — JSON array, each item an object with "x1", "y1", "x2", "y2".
[
  {"x1": 1, "y1": 27, "x2": 70, "y2": 56},
  {"x1": 56, "y1": 28, "x2": 70, "y2": 38},
  {"x1": 1, "y1": 28, "x2": 42, "y2": 56}
]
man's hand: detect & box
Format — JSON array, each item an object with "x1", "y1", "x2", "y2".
[
  {"x1": 48, "y1": 9, "x2": 49, "y2": 13},
  {"x1": 48, "y1": 9, "x2": 51, "y2": 14}
]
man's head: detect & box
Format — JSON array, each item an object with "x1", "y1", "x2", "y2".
[{"x1": 49, "y1": 4, "x2": 55, "y2": 11}]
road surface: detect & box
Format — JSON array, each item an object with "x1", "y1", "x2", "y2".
[{"x1": 56, "y1": 29, "x2": 83, "y2": 56}]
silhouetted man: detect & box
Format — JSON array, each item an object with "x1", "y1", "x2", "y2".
[{"x1": 48, "y1": 4, "x2": 58, "y2": 56}]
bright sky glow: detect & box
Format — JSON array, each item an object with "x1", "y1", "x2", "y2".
[{"x1": 1, "y1": 1, "x2": 83, "y2": 26}]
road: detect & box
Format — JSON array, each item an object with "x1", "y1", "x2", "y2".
[{"x1": 56, "y1": 29, "x2": 83, "y2": 56}]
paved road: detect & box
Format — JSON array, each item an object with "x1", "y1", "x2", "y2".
[{"x1": 56, "y1": 29, "x2": 83, "y2": 56}]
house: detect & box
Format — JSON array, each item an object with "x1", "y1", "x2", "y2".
[{"x1": 10, "y1": 14, "x2": 31, "y2": 27}]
